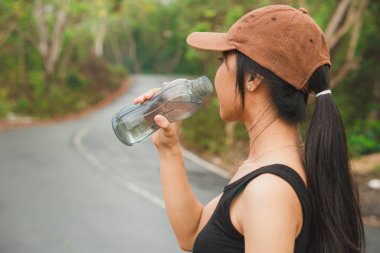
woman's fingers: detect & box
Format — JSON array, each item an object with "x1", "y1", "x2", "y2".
[
  {"x1": 133, "y1": 80, "x2": 172, "y2": 104},
  {"x1": 133, "y1": 87, "x2": 161, "y2": 104}
]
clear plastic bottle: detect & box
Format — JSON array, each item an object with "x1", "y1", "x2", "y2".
[{"x1": 112, "y1": 76, "x2": 213, "y2": 146}]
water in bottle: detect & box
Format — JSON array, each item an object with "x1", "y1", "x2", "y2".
[{"x1": 112, "y1": 76, "x2": 213, "y2": 146}]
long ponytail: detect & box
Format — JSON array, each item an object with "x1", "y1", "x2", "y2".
[
  {"x1": 233, "y1": 50, "x2": 365, "y2": 252},
  {"x1": 305, "y1": 65, "x2": 365, "y2": 253}
]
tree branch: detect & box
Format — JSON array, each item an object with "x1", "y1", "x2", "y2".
[
  {"x1": 297, "y1": 0, "x2": 308, "y2": 10},
  {"x1": 0, "y1": 24, "x2": 16, "y2": 49},
  {"x1": 325, "y1": 0, "x2": 350, "y2": 42},
  {"x1": 331, "y1": 58, "x2": 359, "y2": 87},
  {"x1": 327, "y1": 0, "x2": 368, "y2": 50},
  {"x1": 330, "y1": 0, "x2": 368, "y2": 87},
  {"x1": 327, "y1": 0, "x2": 356, "y2": 49}
]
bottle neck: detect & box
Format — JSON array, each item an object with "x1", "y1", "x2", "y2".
[{"x1": 191, "y1": 76, "x2": 213, "y2": 99}]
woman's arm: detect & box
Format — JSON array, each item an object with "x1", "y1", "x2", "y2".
[
  {"x1": 133, "y1": 90, "x2": 204, "y2": 251},
  {"x1": 239, "y1": 174, "x2": 302, "y2": 253},
  {"x1": 157, "y1": 139, "x2": 203, "y2": 251}
]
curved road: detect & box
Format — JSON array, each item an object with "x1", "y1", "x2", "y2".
[{"x1": 0, "y1": 74, "x2": 378, "y2": 252}]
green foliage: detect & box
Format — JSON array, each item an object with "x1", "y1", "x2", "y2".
[
  {"x1": 0, "y1": 88, "x2": 13, "y2": 117},
  {"x1": 332, "y1": 1, "x2": 380, "y2": 157},
  {"x1": 28, "y1": 57, "x2": 127, "y2": 118},
  {"x1": 0, "y1": 0, "x2": 128, "y2": 119},
  {"x1": 29, "y1": 71, "x2": 45, "y2": 99},
  {"x1": 16, "y1": 97, "x2": 29, "y2": 112},
  {"x1": 348, "y1": 119, "x2": 380, "y2": 157},
  {"x1": 182, "y1": 96, "x2": 227, "y2": 154},
  {"x1": 66, "y1": 73, "x2": 85, "y2": 90}
]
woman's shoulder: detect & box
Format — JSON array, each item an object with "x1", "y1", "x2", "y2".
[
  {"x1": 237, "y1": 170, "x2": 301, "y2": 223},
  {"x1": 230, "y1": 162, "x2": 308, "y2": 214},
  {"x1": 237, "y1": 170, "x2": 303, "y2": 251}
]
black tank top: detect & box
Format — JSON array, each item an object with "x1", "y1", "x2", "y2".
[{"x1": 193, "y1": 164, "x2": 312, "y2": 253}]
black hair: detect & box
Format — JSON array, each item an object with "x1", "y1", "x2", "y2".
[{"x1": 226, "y1": 50, "x2": 365, "y2": 253}]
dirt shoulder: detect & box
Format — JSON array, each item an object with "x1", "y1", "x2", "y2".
[{"x1": 351, "y1": 151, "x2": 380, "y2": 227}]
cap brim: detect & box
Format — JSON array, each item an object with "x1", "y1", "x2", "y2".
[{"x1": 186, "y1": 32, "x2": 236, "y2": 51}]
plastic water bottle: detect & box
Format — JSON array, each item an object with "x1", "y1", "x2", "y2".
[{"x1": 112, "y1": 76, "x2": 213, "y2": 146}]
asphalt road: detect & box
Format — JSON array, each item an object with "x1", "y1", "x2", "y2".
[{"x1": 0, "y1": 74, "x2": 379, "y2": 253}]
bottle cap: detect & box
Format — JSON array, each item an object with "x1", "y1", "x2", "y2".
[{"x1": 193, "y1": 76, "x2": 213, "y2": 98}]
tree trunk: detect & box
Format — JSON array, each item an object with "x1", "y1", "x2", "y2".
[
  {"x1": 126, "y1": 29, "x2": 141, "y2": 73},
  {"x1": 34, "y1": 0, "x2": 67, "y2": 95},
  {"x1": 110, "y1": 38, "x2": 123, "y2": 65},
  {"x1": 93, "y1": 18, "x2": 107, "y2": 57},
  {"x1": 58, "y1": 39, "x2": 75, "y2": 78},
  {"x1": 34, "y1": 0, "x2": 48, "y2": 62},
  {"x1": 46, "y1": 5, "x2": 66, "y2": 74},
  {"x1": 19, "y1": 35, "x2": 30, "y2": 98}
]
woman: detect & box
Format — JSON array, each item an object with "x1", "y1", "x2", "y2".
[{"x1": 134, "y1": 5, "x2": 365, "y2": 253}]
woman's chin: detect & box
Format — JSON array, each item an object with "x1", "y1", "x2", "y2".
[{"x1": 219, "y1": 110, "x2": 239, "y2": 122}]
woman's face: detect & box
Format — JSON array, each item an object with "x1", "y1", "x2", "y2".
[{"x1": 214, "y1": 52, "x2": 243, "y2": 121}]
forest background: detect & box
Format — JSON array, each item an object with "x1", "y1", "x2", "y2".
[{"x1": 0, "y1": 0, "x2": 379, "y2": 168}]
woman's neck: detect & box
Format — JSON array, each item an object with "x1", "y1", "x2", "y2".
[{"x1": 245, "y1": 115, "x2": 304, "y2": 161}]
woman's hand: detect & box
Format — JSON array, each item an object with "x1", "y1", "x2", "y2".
[
  {"x1": 152, "y1": 115, "x2": 181, "y2": 150},
  {"x1": 133, "y1": 85, "x2": 182, "y2": 151}
]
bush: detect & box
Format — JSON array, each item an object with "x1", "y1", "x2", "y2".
[
  {"x1": 0, "y1": 88, "x2": 13, "y2": 117},
  {"x1": 181, "y1": 96, "x2": 227, "y2": 154},
  {"x1": 348, "y1": 119, "x2": 380, "y2": 157},
  {"x1": 66, "y1": 72, "x2": 86, "y2": 90},
  {"x1": 0, "y1": 54, "x2": 129, "y2": 119}
]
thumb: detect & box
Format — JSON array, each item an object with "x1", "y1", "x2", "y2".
[{"x1": 154, "y1": 115, "x2": 170, "y2": 130}]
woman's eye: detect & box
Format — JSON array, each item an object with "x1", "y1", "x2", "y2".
[{"x1": 217, "y1": 57, "x2": 224, "y2": 63}]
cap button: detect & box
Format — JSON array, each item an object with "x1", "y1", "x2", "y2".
[{"x1": 299, "y1": 7, "x2": 308, "y2": 14}]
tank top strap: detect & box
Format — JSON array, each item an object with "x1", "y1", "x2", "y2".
[{"x1": 223, "y1": 163, "x2": 310, "y2": 209}]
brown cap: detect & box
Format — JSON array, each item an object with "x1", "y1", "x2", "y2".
[{"x1": 186, "y1": 5, "x2": 331, "y2": 91}]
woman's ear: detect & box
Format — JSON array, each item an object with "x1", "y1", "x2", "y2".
[{"x1": 246, "y1": 74, "x2": 264, "y2": 92}]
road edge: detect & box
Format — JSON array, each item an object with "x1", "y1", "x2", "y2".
[{"x1": 181, "y1": 146, "x2": 231, "y2": 179}]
